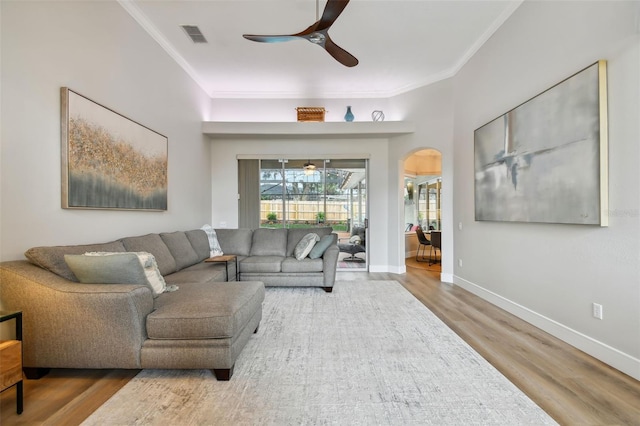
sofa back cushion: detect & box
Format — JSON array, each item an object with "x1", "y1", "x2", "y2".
[
  {"x1": 120, "y1": 234, "x2": 176, "y2": 276},
  {"x1": 24, "y1": 240, "x2": 127, "y2": 281},
  {"x1": 251, "y1": 228, "x2": 287, "y2": 256},
  {"x1": 215, "y1": 228, "x2": 253, "y2": 256},
  {"x1": 286, "y1": 227, "x2": 334, "y2": 257},
  {"x1": 185, "y1": 229, "x2": 211, "y2": 262},
  {"x1": 160, "y1": 232, "x2": 199, "y2": 271}
]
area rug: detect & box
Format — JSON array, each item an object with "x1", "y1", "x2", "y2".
[
  {"x1": 82, "y1": 281, "x2": 556, "y2": 425},
  {"x1": 337, "y1": 258, "x2": 366, "y2": 269}
]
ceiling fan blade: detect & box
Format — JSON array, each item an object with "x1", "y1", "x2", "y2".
[
  {"x1": 294, "y1": 22, "x2": 321, "y2": 37},
  {"x1": 324, "y1": 36, "x2": 358, "y2": 67},
  {"x1": 243, "y1": 34, "x2": 300, "y2": 43},
  {"x1": 243, "y1": 0, "x2": 358, "y2": 67},
  {"x1": 317, "y1": 0, "x2": 350, "y2": 30}
]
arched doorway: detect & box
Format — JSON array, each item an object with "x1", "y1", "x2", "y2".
[{"x1": 403, "y1": 149, "x2": 442, "y2": 274}]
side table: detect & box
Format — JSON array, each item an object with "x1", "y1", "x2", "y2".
[
  {"x1": 0, "y1": 310, "x2": 23, "y2": 414},
  {"x1": 205, "y1": 255, "x2": 239, "y2": 281}
]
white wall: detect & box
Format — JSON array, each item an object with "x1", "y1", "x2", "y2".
[
  {"x1": 0, "y1": 1, "x2": 212, "y2": 261},
  {"x1": 387, "y1": 79, "x2": 455, "y2": 280},
  {"x1": 452, "y1": 1, "x2": 640, "y2": 379},
  {"x1": 208, "y1": 81, "x2": 457, "y2": 279}
]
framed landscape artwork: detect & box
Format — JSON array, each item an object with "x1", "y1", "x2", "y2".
[
  {"x1": 474, "y1": 60, "x2": 608, "y2": 226},
  {"x1": 61, "y1": 87, "x2": 168, "y2": 210}
]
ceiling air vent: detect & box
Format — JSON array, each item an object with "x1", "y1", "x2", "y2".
[{"x1": 181, "y1": 25, "x2": 207, "y2": 43}]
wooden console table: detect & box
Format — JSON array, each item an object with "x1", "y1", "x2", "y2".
[{"x1": 0, "y1": 310, "x2": 23, "y2": 414}]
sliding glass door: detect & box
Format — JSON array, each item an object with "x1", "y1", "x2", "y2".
[{"x1": 255, "y1": 158, "x2": 368, "y2": 270}]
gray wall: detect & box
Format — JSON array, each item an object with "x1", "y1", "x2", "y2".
[
  {"x1": 452, "y1": 1, "x2": 640, "y2": 379},
  {"x1": 0, "y1": 1, "x2": 212, "y2": 261}
]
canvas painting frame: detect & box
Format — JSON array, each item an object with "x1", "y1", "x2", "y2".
[
  {"x1": 473, "y1": 60, "x2": 608, "y2": 226},
  {"x1": 61, "y1": 87, "x2": 168, "y2": 211}
]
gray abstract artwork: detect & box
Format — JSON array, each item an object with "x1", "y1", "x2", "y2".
[{"x1": 474, "y1": 61, "x2": 607, "y2": 225}]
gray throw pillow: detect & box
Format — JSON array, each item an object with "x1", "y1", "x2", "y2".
[
  {"x1": 294, "y1": 233, "x2": 319, "y2": 260},
  {"x1": 65, "y1": 252, "x2": 147, "y2": 284},
  {"x1": 308, "y1": 234, "x2": 334, "y2": 259},
  {"x1": 64, "y1": 252, "x2": 167, "y2": 297}
]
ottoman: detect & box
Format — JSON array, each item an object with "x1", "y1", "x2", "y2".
[{"x1": 140, "y1": 280, "x2": 264, "y2": 380}]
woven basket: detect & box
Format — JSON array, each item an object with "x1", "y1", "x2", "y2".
[{"x1": 296, "y1": 107, "x2": 326, "y2": 122}]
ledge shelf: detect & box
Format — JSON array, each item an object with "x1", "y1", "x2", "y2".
[{"x1": 202, "y1": 121, "x2": 415, "y2": 139}]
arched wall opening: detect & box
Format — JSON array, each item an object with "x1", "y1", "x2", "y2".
[{"x1": 402, "y1": 148, "x2": 443, "y2": 274}]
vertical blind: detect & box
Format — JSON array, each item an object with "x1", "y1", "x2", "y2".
[{"x1": 237, "y1": 159, "x2": 260, "y2": 228}]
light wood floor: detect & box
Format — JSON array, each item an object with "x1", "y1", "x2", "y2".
[{"x1": 2, "y1": 262, "x2": 639, "y2": 425}]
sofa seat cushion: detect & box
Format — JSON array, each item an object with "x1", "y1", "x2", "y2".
[
  {"x1": 239, "y1": 256, "x2": 284, "y2": 273},
  {"x1": 147, "y1": 281, "x2": 265, "y2": 340},
  {"x1": 281, "y1": 257, "x2": 324, "y2": 273},
  {"x1": 163, "y1": 262, "x2": 227, "y2": 285}
]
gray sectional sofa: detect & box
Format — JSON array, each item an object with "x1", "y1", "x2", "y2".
[
  {"x1": 215, "y1": 227, "x2": 339, "y2": 291},
  {"x1": 0, "y1": 226, "x2": 338, "y2": 381}
]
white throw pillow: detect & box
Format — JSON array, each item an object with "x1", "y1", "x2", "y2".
[
  {"x1": 294, "y1": 233, "x2": 320, "y2": 260},
  {"x1": 201, "y1": 224, "x2": 224, "y2": 257},
  {"x1": 131, "y1": 252, "x2": 169, "y2": 296}
]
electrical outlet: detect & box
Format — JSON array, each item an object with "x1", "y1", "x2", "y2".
[
  {"x1": 458, "y1": 222, "x2": 463, "y2": 230},
  {"x1": 592, "y1": 303, "x2": 603, "y2": 320},
  {"x1": 458, "y1": 258, "x2": 463, "y2": 267}
]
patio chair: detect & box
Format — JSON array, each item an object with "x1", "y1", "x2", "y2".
[{"x1": 338, "y1": 226, "x2": 366, "y2": 260}]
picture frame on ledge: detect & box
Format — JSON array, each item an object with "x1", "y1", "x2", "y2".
[
  {"x1": 474, "y1": 60, "x2": 608, "y2": 226},
  {"x1": 60, "y1": 87, "x2": 168, "y2": 211}
]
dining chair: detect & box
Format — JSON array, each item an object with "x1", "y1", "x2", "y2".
[
  {"x1": 429, "y1": 231, "x2": 441, "y2": 265},
  {"x1": 415, "y1": 227, "x2": 431, "y2": 263}
]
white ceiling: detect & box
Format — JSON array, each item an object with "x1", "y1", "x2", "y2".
[{"x1": 120, "y1": 0, "x2": 522, "y2": 99}]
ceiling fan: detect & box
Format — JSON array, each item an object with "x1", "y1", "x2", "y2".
[{"x1": 243, "y1": 0, "x2": 358, "y2": 67}]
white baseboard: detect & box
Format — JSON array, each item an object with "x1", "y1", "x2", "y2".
[
  {"x1": 370, "y1": 262, "x2": 451, "y2": 283},
  {"x1": 440, "y1": 273, "x2": 454, "y2": 284},
  {"x1": 453, "y1": 275, "x2": 640, "y2": 381},
  {"x1": 370, "y1": 264, "x2": 406, "y2": 274}
]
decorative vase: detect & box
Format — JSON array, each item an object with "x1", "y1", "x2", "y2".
[{"x1": 344, "y1": 106, "x2": 354, "y2": 122}]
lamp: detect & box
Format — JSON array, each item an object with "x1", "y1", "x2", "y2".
[{"x1": 303, "y1": 160, "x2": 316, "y2": 175}]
